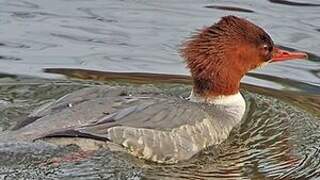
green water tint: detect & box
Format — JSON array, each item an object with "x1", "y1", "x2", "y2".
[{"x1": 0, "y1": 72, "x2": 319, "y2": 179}]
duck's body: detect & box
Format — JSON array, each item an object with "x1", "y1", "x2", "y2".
[
  {"x1": 0, "y1": 15, "x2": 307, "y2": 163},
  {"x1": 1, "y1": 85, "x2": 244, "y2": 163}
]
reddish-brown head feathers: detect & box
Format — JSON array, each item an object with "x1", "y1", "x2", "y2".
[{"x1": 181, "y1": 16, "x2": 274, "y2": 97}]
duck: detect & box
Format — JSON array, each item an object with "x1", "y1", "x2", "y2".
[{"x1": 0, "y1": 15, "x2": 307, "y2": 164}]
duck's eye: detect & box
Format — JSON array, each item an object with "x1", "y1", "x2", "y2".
[{"x1": 263, "y1": 44, "x2": 273, "y2": 54}]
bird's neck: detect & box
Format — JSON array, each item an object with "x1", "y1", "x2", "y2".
[{"x1": 188, "y1": 90, "x2": 246, "y2": 122}]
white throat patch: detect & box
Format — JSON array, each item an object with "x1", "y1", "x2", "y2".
[{"x1": 188, "y1": 90, "x2": 246, "y2": 121}]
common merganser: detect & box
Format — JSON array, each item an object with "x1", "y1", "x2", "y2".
[{"x1": 0, "y1": 15, "x2": 307, "y2": 164}]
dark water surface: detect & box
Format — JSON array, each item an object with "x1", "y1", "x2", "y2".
[{"x1": 0, "y1": 0, "x2": 320, "y2": 179}]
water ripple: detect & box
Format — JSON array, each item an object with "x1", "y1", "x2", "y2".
[
  {"x1": 204, "y1": 5, "x2": 254, "y2": 13},
  {"x1": 268, "y1": 0, "x2": 320, "y2": 6},
  {"x1": 0, "y1": 55, "x2": 21, "y2": 61}
]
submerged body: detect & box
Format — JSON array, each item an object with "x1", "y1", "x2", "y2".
[{"x1": 1, "y1": 85, "x2": 244, "y2": 163}]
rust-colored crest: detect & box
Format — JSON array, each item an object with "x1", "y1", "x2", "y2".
[{"x1": 181, "y1": 16, "x2": 273, "y2": 97}]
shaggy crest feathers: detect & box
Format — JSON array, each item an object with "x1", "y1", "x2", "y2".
[{"x1": 181, "y1": 15, "x2": 273, "y2": 97}]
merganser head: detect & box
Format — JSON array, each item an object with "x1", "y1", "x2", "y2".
[{"x1": 181, "y1": 15, "x2": 307, "y2": 98}]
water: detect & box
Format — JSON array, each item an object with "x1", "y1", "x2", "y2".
[{"x1": 0, "y1": 0, "x2": 320, "y2": 179}]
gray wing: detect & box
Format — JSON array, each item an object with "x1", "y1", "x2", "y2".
[{"x1": 6, "y1": 86, "x2": 207, "y2": 139}]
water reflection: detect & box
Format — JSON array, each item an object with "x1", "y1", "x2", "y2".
[
  {"x1": 43, "y1": 68, "x2": 320, "y2": 116},
  {"x1": 268, "y1": 0, "x2": 320, "y2": 7},
  {"x1": 44, "y1": 68, "x2": 320, "y2": 94},
  {"x1": 44, "y1": 68, "x2": 192, "y2": 84},
  {"x1": 204, "y1": 5, "x2": 254, "y2": 13},
  {"x1": 0, "y1": 55, "x2": 21, "y2": 61}
]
